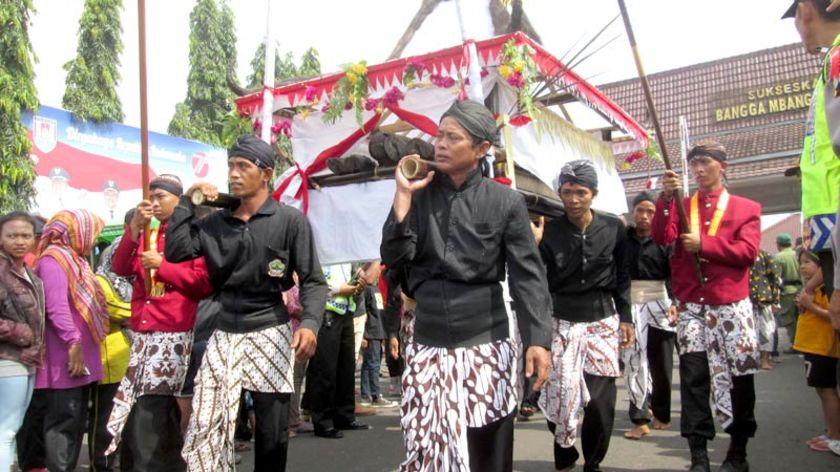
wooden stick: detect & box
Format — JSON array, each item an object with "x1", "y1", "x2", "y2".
[
  {"x1": 138, "y1": 0, "x2": 152, "y2": 295},
  {"x1": 617, "y1": 0, "x2": 703, "y2": 284}
]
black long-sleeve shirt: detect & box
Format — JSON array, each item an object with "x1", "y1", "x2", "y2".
[
  {"x1": 625, "y1": 227, "x2": 673, "y2": 299},
  {"x1": 165, "y1": 195, "x2": 327, "y2": 334},
  {"x1": 380, "y1": 169, "x2": 552, "y2": 349},
  {"x1": 539, "y1": 211, "x2": 631, "y2": 324}
]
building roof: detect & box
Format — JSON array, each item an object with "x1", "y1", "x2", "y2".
[
  {"x1": 761, "y1": 213, "x2": 802, "y2": 254},
  {"x1": 598, "y1": 43, "x2": 821, "y2": 192}
]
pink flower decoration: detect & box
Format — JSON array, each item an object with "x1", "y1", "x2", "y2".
[
  {"x1": 382, "y1": 86, "x2": 405, "y2": 107},
  {"x1": 480, "y1": 68, "x2": 489, "y2": 78},
  {"x1": 321, "y1": 103, "x2": 330, "y2": 113},
  {"x1": 506, "y1": 71, "x2": 526, "y2": 88},
  {"x1": 430, "y1": 74, "x2": 455, "y2": 88},
  {"x1": 252, "y1": 119, "x2": 262, "y2": 131},
  {"x1": 344, "y1": 101, "x2": 353, "y2": 111},
  {"x1": 271, "y1": 121, "x2": 292, "y2": 137},
  {"x1": 303, "y1": 86, "x2": 318, "y2": 103},
  {"x1": 364, "y1": 98, "x2": 379, "y2": 111}
]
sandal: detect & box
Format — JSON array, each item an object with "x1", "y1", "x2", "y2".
[
  {"x1": 807, "y1": 434, "x2": 829, "y2": 445},
  {"x1": 809, "y1": 439, "x2": 831, "y2": 452}
]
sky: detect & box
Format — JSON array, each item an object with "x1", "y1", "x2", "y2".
[{"x1": 28, "y1": 0, "x2": 806, "y2": 135}]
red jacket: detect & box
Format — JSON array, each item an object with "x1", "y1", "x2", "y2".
[
  {"x1": 112, "y1": 225, "x2": 212, "y2": 333},
  {"x1": 653, "y1": 188, "x2": 761, "y2": 305}
]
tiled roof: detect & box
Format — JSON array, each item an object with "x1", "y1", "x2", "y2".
[
  {"x1": 598, "y1": 43, "x2": 820, "y2": 185},
  {"x1": 761, "y1": 213, "x2": 803, "y2": 254}
]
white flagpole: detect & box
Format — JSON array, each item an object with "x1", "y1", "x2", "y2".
[
  {"x1": 678, "y1": 115, "x2": 690, "y2": 192},
  {"x1": 260, "y1": 0, "x2": 275, "y2": 144},
  {"x1": 453, "y1": 0, "x2": 494, "y2": 176},
  {"x1": 453, "y1": 0, "x2": 484, "y2": 103}
]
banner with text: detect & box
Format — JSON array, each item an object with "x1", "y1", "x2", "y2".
[{"x1": 23, "y1": 106, "x2": 227, "y2": 224}]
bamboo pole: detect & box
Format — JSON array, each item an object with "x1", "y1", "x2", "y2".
[
  {"x1": 138, "y1": 0, "x2": 151, "y2": 294},
  {"x1": 617, "y1": 0, "x2": 703, "y2": 284}
]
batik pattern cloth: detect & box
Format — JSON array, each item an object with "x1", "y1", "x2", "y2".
[
  {"x1": 181, "y1": 324, "x2": 294, "y2": 472},
  {"x1": 105, "y1": 330, "x2": 193, "y2": 454},
  {"x1": 539, "y1": 315, "x2": 620, "y2": 447},
  {"x1": 622, "y1": 299, "x2": 675, "y2": 412},
  {"x1": 398, "y1": 309, "x2": 520, "y2": 472},
  {"x1": 677, "y1": 298, "x2": 759, "y2": 429}
]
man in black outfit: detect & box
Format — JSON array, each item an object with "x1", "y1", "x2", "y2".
[
  {"x1": 537, "y1": 160, "x2": 635, "y2": 472},
  {"x1": 381, "y1": 100, "x2": 552, "y2": 472},
  {"x1": 165, "y1": 135, "x2": 326, "y2": 472}
]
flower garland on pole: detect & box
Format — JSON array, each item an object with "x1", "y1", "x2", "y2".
[
  {"x1": 621, "y1": 133, "x2": 661, "y2": 171},
  {"x1": 323, "y1": 61, "x2": 370, "y2": 127},
  {"x1": 498, "y1": 38, "x2": 538, "y2": 120}
]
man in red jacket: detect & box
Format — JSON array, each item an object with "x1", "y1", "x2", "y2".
[
  {"x1": 104, "y1": 175, "x2": 212, "y2": 472},
  {"x1": 653, "y1": 140, "x2": 761, "y2": 472}
]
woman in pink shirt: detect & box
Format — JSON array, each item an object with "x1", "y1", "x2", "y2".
[{"x1": 18, "y1": 210, "x2": 106, "y2": 472}]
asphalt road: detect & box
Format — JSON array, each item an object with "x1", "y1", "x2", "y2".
[
  {"x1": 72, "y1": 350, "x2": 838, "y2": 471},
  {"x1": 268, "y1": 351, "x2": 838, "y2": 472}
]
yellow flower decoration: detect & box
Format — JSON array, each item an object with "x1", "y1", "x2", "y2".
[
  {"x1": 347, "y1": 72, "x2": 358, "y2": 84},
  {"x1": 513, "y1": 60, "x2": 525, "y2": 73},
  {"x1": 351, "y1": 63, "x2": 368, "y2": 76},
  {"x1": 499, "y1": 64, "x2": 513, "y2": 79}
]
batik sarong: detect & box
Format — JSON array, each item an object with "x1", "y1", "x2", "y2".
[
  {"x1": 539, "y1": 315, "x2": 620, "y2": 447},
  {"x1": 105, "y1": 330, "x2": 193, "y2": 454},
  {"x1": 622, "y1": 294, "x2": 675, "y2": 413},
  {"x1": 398, "y1": 305, "x2": 520, "y2": 472},
  {"x1": 752, "y1": 303, "x2": 776, "y2": 352},
  {"x1": 678, "y1": 298, "x2": 759, "y2": 429},
  {"x1": 181, "y1": 324, "x2": 294, "y2": 472}
]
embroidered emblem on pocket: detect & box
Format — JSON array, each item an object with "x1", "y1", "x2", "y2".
[{"x1": 268, "y1": 259, "x2": 286, "y2": 278}]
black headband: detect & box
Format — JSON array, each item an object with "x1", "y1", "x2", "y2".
[
  {"x1": 229, "y1": 134, "x2": 275, "y2": 169},
  {"x1": 687, "y1": 146, "x2": 727, "y2": 163},
  {"x1": 559, "y1": 159, "x2": 598, "y2": 191},
  {"x1": 150, "y1": 176, "x2": 183, "y2": 196},
  {"x1": 441, "y1": 100, "x2": 502, "y2": 147}
]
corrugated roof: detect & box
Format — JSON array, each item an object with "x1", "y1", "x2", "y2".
[{"x1": 598, "y1": 43, "x2": 820, "y2": 185}]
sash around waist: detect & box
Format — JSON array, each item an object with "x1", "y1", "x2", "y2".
[{"x1": 630, "y1": 280, "x2": 668, "y2": 305}]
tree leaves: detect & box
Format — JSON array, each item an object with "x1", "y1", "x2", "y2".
[
  {"x1": 0, "y1": 0, "x2": 38, "y2": 212},
  {"x1": 62, "y1": 0, "x2": 124, "y2": 123},
  {"x1": 168, "y1": 0, "x2": 237, "y2": 146}
]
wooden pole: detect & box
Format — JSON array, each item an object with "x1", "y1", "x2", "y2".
[
  {"x1": 138, "y1": 0, "x2": 152, "y2": 294},
  {"x1": 617, "y1": 0, "x2": 703, "y2": 283}
]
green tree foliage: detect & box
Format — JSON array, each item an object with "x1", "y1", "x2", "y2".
[
  {"x1": 168, "y1": 0, "x2": 236, "y2": 146},
  {"x1": 0, "y1": 0, "x2": 39, "y2": 212},
  {"x1": 246, "y1": 44, "x2": 322, "y2": 89},
  {"x1": 62, "y1": 0, "x2": 124, "y2": 122},
  {"x1": 246, "y1": 42, "x2": 283, "y2": 89},
  {"x1": 298, "y1": 47, "x2": 321, "y2": 77}
]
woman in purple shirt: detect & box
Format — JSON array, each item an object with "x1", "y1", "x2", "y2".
[{"x1": 17, "y1": 209, "x2": 107, "y2": 472}]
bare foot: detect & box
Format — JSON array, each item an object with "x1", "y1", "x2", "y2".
[
  {"x1": 760, "y1": 363, "x2": 773, "y2": 370},
  {"x1": 624, "y1": 423, "x2": 650, "y2": 439},
  {"x1": 652, "y1": 419, "x2": 670, "y2": 430}
]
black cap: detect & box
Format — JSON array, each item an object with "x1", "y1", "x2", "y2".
[{"x1": 782, "y1": 0, "x2": 799, "y2": 18}]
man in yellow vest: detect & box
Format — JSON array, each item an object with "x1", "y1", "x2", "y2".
[{"x1": 784, "y1": 0, "x2": 840, "y2": 305}]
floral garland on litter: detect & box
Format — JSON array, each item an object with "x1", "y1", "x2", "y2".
[
  {"x1": 323, "y1": 61, "x2": 370, "y2": 126},
  {"x1": 621, "y1": 134, "x2": 660, "y2": 171},
  {"x1": 498, "y1": 38, "x2": 538, "y2": 120}
]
